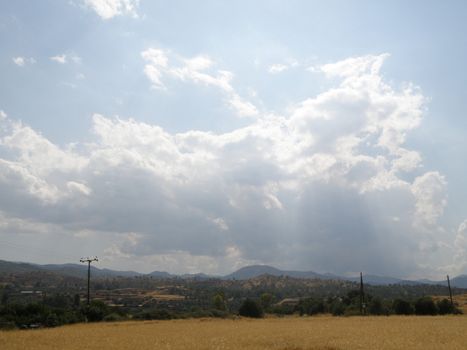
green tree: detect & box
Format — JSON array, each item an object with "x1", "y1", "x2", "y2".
[{"x1": 212, "y1": 293, "x2": 226, "y2": 311}]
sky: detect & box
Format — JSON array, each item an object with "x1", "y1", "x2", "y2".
[{"x1": 1, "y1": 0, "x2": 467, "y2": 279}]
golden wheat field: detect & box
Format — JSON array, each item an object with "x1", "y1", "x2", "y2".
[{"x1": 1, "y1": 316, "x2": 467, "y2": 350}]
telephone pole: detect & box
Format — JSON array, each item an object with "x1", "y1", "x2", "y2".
[
  {"x1": 80, "y1": 256, "x2": 98, "y2": 305},
  {"x1": 447, "y1": 275, "x2": 454, "y2": 309},
  {"x1": 360, "y1": 272, "x2": 365, "y2": 315}
]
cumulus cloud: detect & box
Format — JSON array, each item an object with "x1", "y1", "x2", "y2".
[
  {"x1": 0, "y1": 54, "x2": 461, "y2": 277},
  {"x1": 141, "y1": 48, "x2": 258, "y2": 117},
  {"x1": 84, "y1": 0, "x2": 139, "y2": 20},
  {"x1": 411, "y1": 172, "x2": 447, "y2": 228}
]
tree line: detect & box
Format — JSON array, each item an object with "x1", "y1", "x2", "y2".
[{"x1": 0, "y1": 288, "x2": 463, "y2": 329}]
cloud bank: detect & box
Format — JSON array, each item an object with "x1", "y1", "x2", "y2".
[{"x1": 0, "y1": 54, "x2": 463, "y2": 277}]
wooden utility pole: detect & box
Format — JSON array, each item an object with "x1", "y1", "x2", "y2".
[
  {"x1": 447, "y1": 275, "x2": 454, "y2": 309},
  {"x1": 80, "y1": 257, "x2": 98, "y2": 305},
  {"x1": 360, "y1": 272, "x2": 365, "y2": 315}
]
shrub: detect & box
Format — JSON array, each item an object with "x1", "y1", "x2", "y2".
[
  {"x1": 392, "y1": 299, "x2": 414, "y2": 315},
  {"x1": 414, "y1": 297, "x2": 437, "y2": 315},
  {"x1": 436, "y1": 299, "x2": 453, "y2": 315},
  {"x1": 84, "y1": 300, "x2": 110, "y2": 322},
  {"x1": 297, "y1": 298, "x2": 325, "y2": 316},
  {"x1": 331, "y1": 301, "x2": 345, "y2": 316},
  {"x1": 239, "y1": 299, "x2": 263, "y2": 318},
  {"x1": 369, "y1": 298, "x2": 385, "y2": 315}
]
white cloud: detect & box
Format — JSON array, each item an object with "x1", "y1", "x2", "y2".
[
  {"x1": 50, "y1": 55, "x2": 67, "y2": 64},
  {"x1": 13, "y1": 57, "x2": 25, "y2": 66},
  {"x1": 67, "y1": 181, "x2": 92, "y2": 196},
  {"x1": 12, "y1": 56, "x2": 35, "y2": 67},
  {"x1": 141, "y1": 48, "x2": 169, "y2": 89},
  {"x1": 268, "y1": 64, "x2": 289, "y2": 74},
  {"x1": 0, "y1": 54, "x2": 459, "y2": 277},
  {"x1": 50, "y1": 54, "x2": 81, "y2": 65},
  {"x1": 320, "y1": 54, "x2": 389, "y2": 78},
  {"x1": 84, "y1": 0, "x2": 139, "y2": 20},
  {"x1": 268, "y1": 59, "x2": 299, "y2": 74},
  {"x1": 141, "y1": 48, "x2": 258, "y2": 117},
  {"x1": 411, "y1": 171, "x2": 447, "y2": 227},
  {"x1": 0, "y1": 110, "x2": 6, "y2": 120}
]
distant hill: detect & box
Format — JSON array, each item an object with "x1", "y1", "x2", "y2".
[
  {"x1": 181, "y1": 273, "x2": 213, "y2": 280},
  {"x1": 0, "y1": 260, "x2": 141, "y2": 279},
  {"x1": 223, "y1": 265, "x2": 460, "y2": 287},
  {"x1": 41, "y1": 263, "x2": 142, "y2": 278},
  {"x1": 0, "y1": 260, "x2": 43, "y2": 274},
  {"x1": 147, "y1": 270, "x2": 173, "y2": 278},
  {"x1": 451, "y1": 275, "x2": 467, "y2": 288},
  {"x1": 1, "y1": 259, "x2": 466, "y2": 287},
  {"x1": 224, "y1": 265, "x2": 329, "y2": 281}
]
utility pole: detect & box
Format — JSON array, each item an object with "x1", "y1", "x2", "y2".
[
  {"x1": 360, "y1": 272, "x2": 365, "y2": 315},
  {"x1": 80, "y1": 256, "x2": 98, "y2": 306},
  {"x1": 447, "y1": 275, "x2": 454, "y2": 309}
]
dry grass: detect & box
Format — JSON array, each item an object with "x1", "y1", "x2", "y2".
[{"x1": 2, "y1": 316, "x2": 467, "y2": 350}]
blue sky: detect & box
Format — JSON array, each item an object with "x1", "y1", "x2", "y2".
[{"x1": 0, "y1": 0, "x2": 466, "y2": 278}]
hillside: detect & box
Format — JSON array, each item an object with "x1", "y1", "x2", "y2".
[{"x1": 1, "y1": 260, "x2": 465, "y2": 289}]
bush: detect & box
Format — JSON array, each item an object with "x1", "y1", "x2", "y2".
[
  {"x1": 368, "y1": 298, "x2": 385, "y2": 315},
  {"x1": 271, "y1": 304, "x2": 295, "y2": 315},
  {"x1": 414, "y1": 297, "x2": 437, "y2": 315},
  {"x1": 0, "y1": 319, "x2": 16, "y2": 330},
  {"x1": 44, "y1": 313, "x2": 59, "y2": 327},
  {"x1": 393, "y1": 299, "x2": 414, "y2": 315},
  {"x1": 331, "y1": 301, "x2": 345, "y2": 316},
  {"x1": 239, "y1": 299, "x2": 263, "y2": 318},
  {"x1": 436, "y1": 299, "x2": 454, "y2": 315},
  {"x1": 84, "y1": 300, "x2": 110, "y2": 322},
  {"x1": 297, "y1": 298, "x2": 325, "y2": 316}
]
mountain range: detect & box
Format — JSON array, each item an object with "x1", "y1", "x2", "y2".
[{"x1": 1, "y1": 260, "x2": 466, "y2": 288}]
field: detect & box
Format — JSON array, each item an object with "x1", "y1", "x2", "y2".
[{"x1": 2, "y1": 316, "x2": 467, "y2": 350}]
